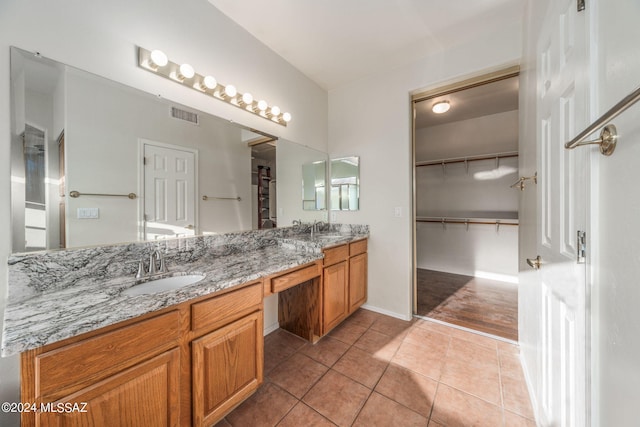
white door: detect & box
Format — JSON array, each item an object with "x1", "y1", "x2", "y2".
[
  {"x1": 589, "y1": 1, "x2": 640, "y2": 425},
  {"x1": 534, "y1": 0, "x2": 589, "y2": 425},
  {"x1": 143, "y1": 142, "x2": 196, "y2": 239}
]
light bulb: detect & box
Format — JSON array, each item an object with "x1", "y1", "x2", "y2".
[
  {"x1": 177, "y1": 63, "x2": 195, "y2": 81},
  {"x1": 202, "y1": 75, "x2": 217, "y2": 90},
  {"x1": 282, "y1": 112, "x2": 292, "y2": 122},
  {"x1": 149, "y1": 50, "x2": 168, "y2": 69},
  {"x1": 224, "y1": 84, "x2": 237, "y2": 98},
  {"x1": 270, "y1": 106, "x2": 281, "y2": 116},
  {"x1": 257, "y1": 100, "x2": 268, "y2": 111},
  {"x1": 432, "y1": 100, "x2": 450, "y2": 114},
  {"x1": 242, "y1": 92, "x2": 254, "y2": 105}
]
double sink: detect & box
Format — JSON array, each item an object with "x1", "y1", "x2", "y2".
[{"x1": 122, "y1": 231, "x2": 347, "y2": 296}]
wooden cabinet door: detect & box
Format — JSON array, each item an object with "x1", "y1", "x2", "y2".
[
  {"x1": 349, "y1": 253, "x2": 367, "y2": 313},
  {"x1": 38, "y1": 348, "x2": 180, "y2": 427},
  {"x1": 192, "y1": 311, "x2": 263, "y2": 427},
  {"x1": 323, "y1": 261, "x2": 348, "y2": 333}
]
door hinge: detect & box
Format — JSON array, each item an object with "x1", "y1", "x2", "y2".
[
  {"x1": 577, "y1": 230, "x2": 586, "y2": 264},
  {"x1": 144, "y1": 214, "x2": 148, "y2": 221},
  {"x1": 577, "y1": 0, "x2": 585, "y2": 12},
  {"x1": 143, "y1": 157, "x2": 147, "y2": 165}
]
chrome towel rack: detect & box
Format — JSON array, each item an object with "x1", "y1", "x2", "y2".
[
  {"x1": 69, "y1": 190, "x2": 137, "y2": 199},
  {"x1": 202, "y1": 195, "x2": 242, "y2": 201},
  {"x1": 565, "y1": 85, "x2": 640, "y2": 156}
]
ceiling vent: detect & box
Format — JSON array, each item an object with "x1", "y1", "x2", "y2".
[{"x1": 170, "y1": 106, "x2": 199, "y2": 125}]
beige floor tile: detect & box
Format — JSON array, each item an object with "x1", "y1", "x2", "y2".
[
  {"x1": 264, "y1": 329, "x2": 309, "y2": 374},
  {"x1": 414, "y1": 319, "x2": 456, "y2": 336},
  {"x1": 303, "y1": 370, "x2": 371, "y2": 427},
  {"x1": 353, "y1": 328, "x2": 403, "y2": 361},
  {"x1": 375, "y1": 364, "x2": 437, "y2": 419},
  {"x1": 276, "y1": 402, "x2": 336, "y2": 427},
  {"x1": 501, "y1": 374, "x2": 535, "y2": 420},
  {"x1": 347, "y1": 308, "x2": 384, "y2": 328},
  {"x1": 268, "y1": 352, "x2": 329, "y2": 398},
  {"x1": 404, "y1": 325, "x2": 451, "y2": 349},
  {"x1": 329, "y1": 321, "x2": 369, "y2": 345},
  {"x1": 447, "y1": 327, "x2": 499, "y2": 351},
  {"x1": 504, "y1": 410, "x2": 537, "y2": 426},
  {"x1": 431, "y1": 384, "x2": 504, "y2": 427},
  {"x1": 300, "y1": 336, "x2": 350, "y2": 367},
  {"x1": 497, "y1": 340, "x2": 520, "y2": 355},
  {"x1": 440, "y1": 338, "x2": 502, "y2": 405},
  {"x1": 370, "y1": 315, "x2": 415, "y2": 337},
  {"x1": 333, "y1": 346, "x2": 388, "y2": 388},
  {"x1": 226, "y1": 382, "x2": 297, "y2": 427},
  {"x1": 428, "y1": 420, "x2": 445, "y2": 427},
  {"x1": 391, "y1": 338, "x2": 448, "y2": 381},
  {"x1": 352, "y1": 392, "x2": 428, "y2": 427}
]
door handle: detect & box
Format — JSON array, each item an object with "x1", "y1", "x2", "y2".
[
  {"x1": 185, "y1": 224, "x2": 194, "y2": 230},
  {"x1": 526, "y1": 255, "x2": 542, "y2": 270}
]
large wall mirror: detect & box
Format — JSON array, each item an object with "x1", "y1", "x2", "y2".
[
  {"x1": 330, "y1": 156, "x2": 359, "y2": 211},
  {"x1": 9, "y1": 46, "x2": 327, "y2": 253}
]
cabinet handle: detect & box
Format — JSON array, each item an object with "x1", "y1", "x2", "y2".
[{"x1": 526, "y1": 255, "x2": 542, "y2": 270}]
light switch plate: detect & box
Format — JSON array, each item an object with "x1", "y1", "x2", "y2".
[
  {"x1": 331, "y1": 212, "x2": 337, "y2": 221},
  {"x1": 77, "y1": 208, "x2": 99, "y2": 219},
  {"x1": 394, "y1": 207, "x2": 402, "y2": 218}
]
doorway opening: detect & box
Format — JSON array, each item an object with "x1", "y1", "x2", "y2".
[
  {"x1": 412, "y1": 67, "x2": 520, "y2": 341},
  {"x1": 248, "y1": 134, "x2": 277, "y2": 229}
]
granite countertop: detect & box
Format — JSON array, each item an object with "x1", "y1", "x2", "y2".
[{"x1": 1, "y1": 229, "x2": 368, "y2": 357}]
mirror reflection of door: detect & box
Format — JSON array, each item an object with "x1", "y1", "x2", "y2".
[
  {"x1": 143, "y1": 141, "x2": 197, "y2": 240},
  {"x1": 22, "y1": 124, "x2": 47, "y2": 251}
]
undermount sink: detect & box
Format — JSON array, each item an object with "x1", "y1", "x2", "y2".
[{"x1": 123, "y1": 274, "x2": 205, "y2": 296}]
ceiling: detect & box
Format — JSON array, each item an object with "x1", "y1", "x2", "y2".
[
  {"x1": 207, "y1": 0, "x2": 525, "y2": 90},
  {"x1": 414, "y1": 75, "x2": 519, "y2": 129}
]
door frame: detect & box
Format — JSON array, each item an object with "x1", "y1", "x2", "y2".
[
  {"x1": 138, "y1": 138, "x2": 199, "y2": 241},
  {"x1": 410, "y1": 64, "x2": 520, "y2": 315}
]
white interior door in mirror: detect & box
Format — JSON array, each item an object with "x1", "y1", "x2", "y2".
[{"x1": 143, "y1": 141, "x2": 197, "y2": 240}]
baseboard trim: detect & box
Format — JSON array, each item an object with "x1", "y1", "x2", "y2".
[
  {"x1": 263, "y1": 321, "x2": 280, "y2": 336},
  {"x1": 360, "y1": 304, "x2": 412, "y2": 321}
]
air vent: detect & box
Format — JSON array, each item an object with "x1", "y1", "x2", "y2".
[{"x1": 170, "y1": 107, "x2": 199, "y2": 125}]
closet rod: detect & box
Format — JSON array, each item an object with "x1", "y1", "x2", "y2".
[
  {"x1": 416, "y1": 218, "x2": 518, "y2": 226},
  {"x1": 415, "y1": 151, "x2": 518, "y2": 167}
]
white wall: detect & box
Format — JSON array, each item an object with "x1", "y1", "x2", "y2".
[
  {"x1": 328, "y1": 24, "x2": 522, "y2": 320},
  {"x1": 0, "y1": 1, "x2": 327, "y2": 424},
  {"x1": 591, "y1": 0, "x2": 640, "y2": 425}
]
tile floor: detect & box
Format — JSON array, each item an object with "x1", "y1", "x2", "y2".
[{"x1": 215, "y1": 309, "x2": 536, "y2": 427}]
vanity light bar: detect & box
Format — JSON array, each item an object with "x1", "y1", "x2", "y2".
[{"x1": 137, "y1": 47, "x2": 291, "y2": 126}]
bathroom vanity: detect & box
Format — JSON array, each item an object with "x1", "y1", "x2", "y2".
[{"x1": 4, "y1": 226, "x2": 368, "y2": 427}]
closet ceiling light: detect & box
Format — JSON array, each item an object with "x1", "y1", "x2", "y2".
[
  {"x1": 137, "y1": 46, "x2": 291, "y2": 126},
  {"x1": 432, "y1": 101, "x2": 450, "y2": 114}
]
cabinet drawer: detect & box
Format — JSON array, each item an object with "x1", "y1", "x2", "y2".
[
  {"x1": 36, "y1": 310, "x2": 180, "y2": 397},
  {"x1": 192, "y1": 282, "x2": 262, "y2": 333},
  {"x1": 323, "y1": 244, "x2": 349, "y2": 266},
  {"x1": 349, "y1": 239, "x2": 368, "y2": 256},
  {"x1": 270, "y1": 262, "x2": 321, "y2": 293}
]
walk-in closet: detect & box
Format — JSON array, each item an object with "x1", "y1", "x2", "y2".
[{"x1": 413, "y1": 70, "x2": 520, "y2": 340}]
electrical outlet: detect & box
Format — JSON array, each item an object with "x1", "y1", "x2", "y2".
[{"x1": 331, "y1": 212, "x2": 337, "y2": 222}]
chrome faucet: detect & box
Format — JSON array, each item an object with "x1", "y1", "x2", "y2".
[
  {"x1": 136, "y1": 249, "x2": 168, "y2": 281},
  {"x1": 310, "y1": 220, "x2": 327, "y2": 238}
]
